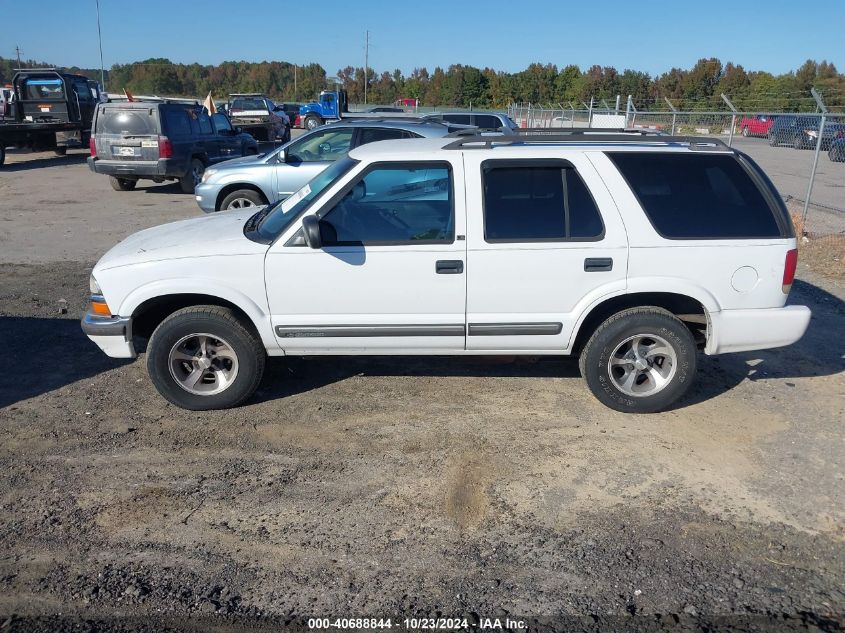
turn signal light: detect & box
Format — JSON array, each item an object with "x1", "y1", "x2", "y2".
[
  {"x1": 89, "y1": 136, "x2": 97, "y2": 157},
  {"x1": 158, "y1": 136, "x2": 173, "y2": 158},
  {"x1": 90, "y1": 297, "x2": 112, "y2": 317}
]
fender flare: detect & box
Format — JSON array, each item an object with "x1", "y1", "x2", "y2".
[{"x1": 118, "y1": 278, "x2": 277, "y2": 350}]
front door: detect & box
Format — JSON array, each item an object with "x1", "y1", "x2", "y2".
[
  {"x1": 272, "y1": 127, "x2": 354, "y2": 201},
  {"x1": 265, "y1": 158, "x2": 467, "y2": 352},
  {"x1": 462, "y1": 152, "x2": 628, "y2": 351}
]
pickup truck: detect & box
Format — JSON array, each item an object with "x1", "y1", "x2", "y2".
[
  {"x1": 0, "y1": 69, "x2": 100, "y2": 165},
  {"x1": 298, "y1": 89, "x2": 418, "y2": 130},
  {"x1": 227, "y1": 94, "x2": 290, "y2": 142},
  {"x1": 82, "y1": 130, "x2": 809, "y2": 414}
]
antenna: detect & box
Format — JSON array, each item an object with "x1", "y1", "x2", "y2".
[
  {"x1": 95, "y1": 0, "x2": 106, "y2": 90},
  {"x1": 363, "y1": 30, "x2": 369, "y2": 105}
]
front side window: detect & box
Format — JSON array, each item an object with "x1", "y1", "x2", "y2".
[
  {"x1": 607, "y1": 152, "x2": 783, "y2": 239},
  {"x1": 319, "y1": 163, "x2": 453, "y2": 245},
  {"x1": 482, "y1": 162, "x2": 604, "y2": 242},
  {"x1": 255, "y1": 157, "x2": 359, "y2": 242},
  {"x1": 211, "y1": 113, "x2": 232, "y2": 133},
  {"x1": 286, "y1": 128, "x2": 354, "y2": 162}
]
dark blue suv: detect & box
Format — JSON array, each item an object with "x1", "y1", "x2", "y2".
[{"x1": 88, "y1": 100, "x2": 259, "y2": 193}]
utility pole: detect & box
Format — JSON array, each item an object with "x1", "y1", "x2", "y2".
[
  {"x1": 95, "y1": 0, "x2": 106, "y2": 90},
  {"x1": 294, "y1": 64, "x2": 297, "y2": 101},
  {"x1": 364, "y1": 30, "x2": 369, "y2": 105},
  {"x1": 15, "y1": 45, "x2": 22, "y2": 68}
]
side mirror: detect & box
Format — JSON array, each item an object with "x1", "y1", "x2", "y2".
[
  {"x1": 234, "y1": 126, "x2": 242, "y2": 133},
  {"x1": 302, "y1": 215, "x2": 323, "y2": 249}
]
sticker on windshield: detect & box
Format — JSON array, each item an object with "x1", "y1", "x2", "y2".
[{"x1": 280, "y1": 183, "x2": 311, "y2": 213}]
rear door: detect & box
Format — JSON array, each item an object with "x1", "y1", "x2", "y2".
[
  {"x1": 94, "y1": 104, "x2": 160, "y2": 162},
  {"x1": 463, "y1": 152, "x2": 628, "y2": 351},
  {"x1": 272, "y1": 127, "x2": 354, "y2": 201}
]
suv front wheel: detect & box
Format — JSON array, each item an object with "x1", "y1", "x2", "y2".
[
  {"x1": 147, "y1": 306, "x2": 265, "y2": 410},
  {"x1": 579, "y1": 307, "x2": 696, "y2": 413}
]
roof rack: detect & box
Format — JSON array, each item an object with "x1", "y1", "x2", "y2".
[{"x1": 443, "y1": 129, "x2": 729, "y2": 151}]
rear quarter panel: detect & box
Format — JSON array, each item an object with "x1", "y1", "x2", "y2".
[{"x1": 589, "y1": 151, "x2": 794, "y2": 312}]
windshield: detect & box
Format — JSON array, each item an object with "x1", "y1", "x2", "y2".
[{"x1": 254, "y1": 156, "x2": 359, "y2": 242}]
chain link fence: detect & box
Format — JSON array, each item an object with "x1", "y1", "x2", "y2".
[{"x1": 508, "y1": 102, "x2": 844, "y2": 279}]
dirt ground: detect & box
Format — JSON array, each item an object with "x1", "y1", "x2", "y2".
[{"x1": 0, "y1": 150, "x2": 843, "y2": 631}]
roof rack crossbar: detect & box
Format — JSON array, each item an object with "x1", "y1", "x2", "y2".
[{"x1": 442, "y1": 131, "x2": 729, "y2": 151}]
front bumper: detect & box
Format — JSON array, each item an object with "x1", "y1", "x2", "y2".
[
  {"x1": 194, "y1": 182, "x2": 223, "y2": 213},
  {"x1": 705, "y1": 305, "x2": 811, "y2": 355},
  {"x1": 81, "y1": 312, "x2": 136, "y2": 358}
]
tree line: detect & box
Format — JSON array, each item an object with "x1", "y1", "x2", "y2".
[{"x1": 2, "y1": 56, "x2": 842, "y2": 111}]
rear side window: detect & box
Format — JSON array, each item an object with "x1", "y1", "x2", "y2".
[
  {"x1": 608, "y1": 153, "x2": 782, "y2": 239},
  {"x1": 96, "y1": 107, "x2": 157, "y2": 135},
  {"x1": 163, "y1": 108, "x2": 192, "y2": 136},
  {"x1": 357, "y1": 127, "x2": 411, "y2": 145},
  {"x1": 482, "y1": 161, "x2": 604, "y2": 242},
  {"x1": 475, "y1": 114, "x2": 502, "y2": 129},
  {"x1": 443, "y1": 114, "x2": 471, "y2": 125}
]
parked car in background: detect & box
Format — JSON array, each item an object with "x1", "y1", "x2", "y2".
[
  {"x1": 88, "y1": 100, "x2": 259, "y2": 193},
  {"x1": 83, "y1": 131, "x2": 809, "y2": 413},
  {"x1": 769, "y1": 115, "x2": 845, "y2": 149},
  {"x1": 275, "y1": 102, "x2": 301, "y2": 128},
  {"x1": 739, "y1": 114, "x2": 775, "y2": 137},
  {"x1": 227, "y1": 94, "x2": 290, "y2": 142},
  {"x1": 423, "y1": 111, "x2": 519, "y2": 131},
  {"x1": 828, "y1": 132, "x2": 845, "y2": 162},
  {"x1": 194, "y1": 119, "x2": 464, "y2": 212}
]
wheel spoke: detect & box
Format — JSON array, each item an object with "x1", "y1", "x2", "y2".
[
  {"x1": 611, "y1": 356, "x2": 632, "y2": 366},
  {"x1": 621, "y1": 368, "x2": 638, "y2": 392},
  {"x1": 171, "y1": 349, "x2": 198, "y2": 362},
  {"x1": 645, "y1": 344, "x2": 672, "y2": 359},
  {"x1": 185, "y1": 367, "x2": 205, "y2": 388}
]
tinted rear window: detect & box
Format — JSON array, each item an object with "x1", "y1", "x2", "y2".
[
  {"x1": 96, "y1": 107, "x2": 157, "y2": 135},
  {"x1": 163, "y1": 107, "x2": 192, "y2": 136},
  {"x1": 607, "y1": 153, "x2": 782, "y2": 239}
]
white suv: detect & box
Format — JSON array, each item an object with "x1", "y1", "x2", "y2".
[{"x1": 82, "y1": 132, "x2": 810, "y2": 413}]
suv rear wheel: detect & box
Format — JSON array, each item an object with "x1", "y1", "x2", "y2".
[
  {"x1": 109, "y1": 176, "x2": 137, "y2": 191},
  {"x1": 579, "y1": 307, "x2": 696, "y2": 413},
  {"x1": 146, "y1": 306, "x2": 265, "y2": 410},
  {"x1": 180, "y1": 158, "x2": 205, "y2": 193}
]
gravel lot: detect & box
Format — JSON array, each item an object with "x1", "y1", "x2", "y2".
[{"x1": 0, "y1": 148, "x2": 843, "y2": 631}]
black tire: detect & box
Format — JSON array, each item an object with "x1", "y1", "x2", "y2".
[
  {"x1": 146, "y1": 305, "x2": 265, "y2": 411},
  {"x1": 283, "y1": 126, "x2": 291, "y2": 143},
  {"x1": 109, "y1": 176, "x2": 137, "y2": 191},
  {"x1": 793, "y1": 134, "x2": 806, "y2": 150},
  {"x1": 579, "y1": 307, "x2": 697, "y2": 414},
  {"x1": 0, "y1": 146, "x2": 5, "y2": 166},
  {"x1": 54, "y1": 146, "x2": 67, "y2": 156},
  {"x1": 180, "y1": 158, "x2": 205, "y2": 193},
  {"x1": 304, "y1": 115, "x2": 322, "y2": 130},
  {"x1": 741, "y1": 126, "x2": 749, "y2": 137},
  {"x1": 830, "y1": 146, "x2": 843, "y2": 163},
  {"x1": 219, "y1": 188, "x2": 266, "y2": 211}
]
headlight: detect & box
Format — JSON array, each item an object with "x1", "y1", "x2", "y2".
[
  {"x1": 201, "y1": 169, "x2": 218, "y2": 184},
  {"x1": 89, "y1": 274, "x2": 101, "y2": 295},
  {"x1": 804, "y1": 129, "x2": 818, "y2": 138}
]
